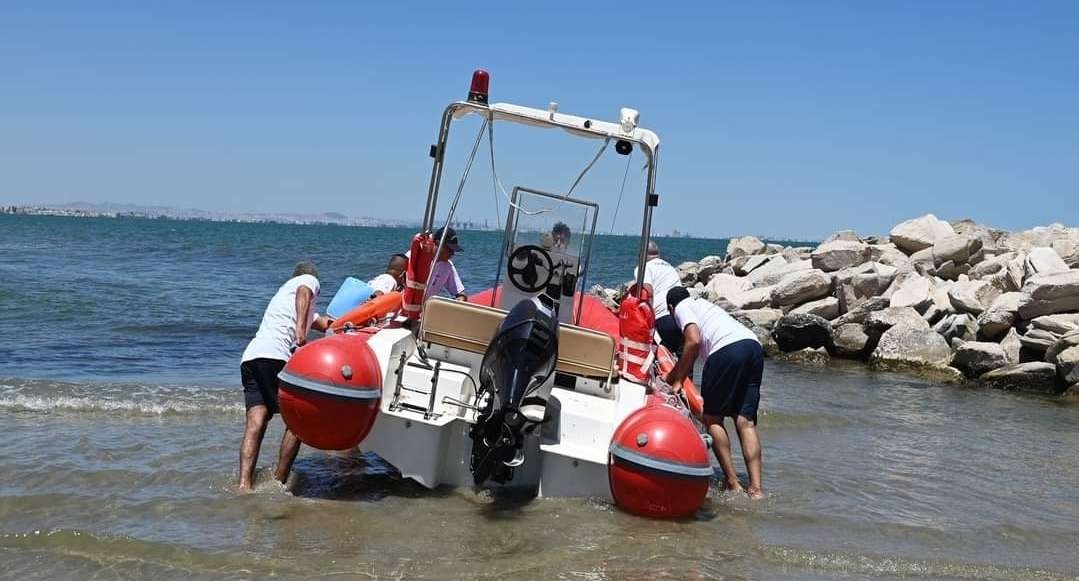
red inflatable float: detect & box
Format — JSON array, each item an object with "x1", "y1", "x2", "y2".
[
  {"x1": 608, "y1": 403, "x2": 712, "y2": 519},
  {"x1": 330, "y1": 291, "x2": 402, "y2": 331},
  {"x1": 278, "y1": 332, "x2": 383, "y2": 450}
]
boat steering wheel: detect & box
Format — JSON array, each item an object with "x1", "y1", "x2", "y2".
[{"x1": 507, "y1": 245, "x2": 554, "y2": 294}]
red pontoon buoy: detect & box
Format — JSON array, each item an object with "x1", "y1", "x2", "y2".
[
  {"x1": 608, "y1": 403, "x2": 712, "y2": 519},
  {"x1": 278, "y1": 332, "x2": 383, "y2": 450}
]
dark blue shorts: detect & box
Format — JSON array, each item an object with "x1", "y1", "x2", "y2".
[
  {"x1": 701, "y1": 339, "x2": 764, "y2": 424},
  {"x1": 655, "y1": 314, "x2": 684, "y2": 357},
  {"x1": 241, "y1": 358, "x2": 286, "y2": 415}
]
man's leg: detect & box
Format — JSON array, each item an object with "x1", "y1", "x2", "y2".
[
  {"x1": 274, "y1": 428, "x2": 302, "y2": 485},
  {"x1": 735, "y1": 415, "x2": 764, "y2": 499},
  {"x1": 703, "y1": 413, "x2": 743, "y2": 493},
  {"x1": 239, "y1": 405, "x2": 270, "y2": 491}
]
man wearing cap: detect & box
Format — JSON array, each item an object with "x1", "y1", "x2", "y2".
[
  {"x1": 427, "y1": 226, "x2": 467, "y2": 301},
  {"x1": 633, "y1": 239, "x2": 685, "y2": 356},
  {"x1": 663, "y1": 285, "x2": 766, "y2": 500}
]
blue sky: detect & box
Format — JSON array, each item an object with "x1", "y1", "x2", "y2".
[{"x1": 2, "y1": 1, "x2": 1076, "y2": 239}]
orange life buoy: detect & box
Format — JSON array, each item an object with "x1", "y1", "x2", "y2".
[
  {"x1": 330, "y1": 291, "x2": 403, "y2": 331},
  {"x1": 655, "y1": 344, "x2": 704, "y2": 418},
  {"x1": 402, "y1": 232, "x2": 436, "y2": 320}
]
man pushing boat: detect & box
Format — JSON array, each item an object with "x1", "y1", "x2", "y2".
[
  {"x1": 237, "y1": 261, "x2": 333, "y2": 491},
  {"x1": 663, "y1": 286, "x2": 767, "y2": 500}
]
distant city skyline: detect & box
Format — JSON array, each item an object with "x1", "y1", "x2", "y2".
[{"x1": 2, "y1": 2, "x2": 1077, "y2": 240}]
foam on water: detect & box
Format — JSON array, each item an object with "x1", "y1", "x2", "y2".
[{"x1": 0, "y1": 379, "x2": 242, "y2": 417}]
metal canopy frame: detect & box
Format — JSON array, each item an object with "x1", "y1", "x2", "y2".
[{"x1": 421, "y1": 100, "x2": 660, "y2": 297}]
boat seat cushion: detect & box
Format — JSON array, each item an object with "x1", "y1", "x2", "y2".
[{"x1": 420, "y1": 297, "x2": 616, "y2": 379}]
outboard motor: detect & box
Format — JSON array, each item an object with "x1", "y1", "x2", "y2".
[{"x1": 469, "y1": 293, "x2": 559, "y2": 485}]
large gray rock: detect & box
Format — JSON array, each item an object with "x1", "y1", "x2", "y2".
[
  {"x1": 1049, "y1": 345, "x2": 1079, "y2": 385},
  {"x1": 772, "y1": 314, "x2": 833, "y2": 352},
  {"x1": 980, "y1": 362, "x2": 1061, "y2": 394},
  {"x1": 909, "y1": 247, "x2": 936, "y2": 270},
  {"x1": 870, "y1": 325, "x2": 953, "y2": 368},
  {"x1": 933, "y1": 260, "x2": 969, "y2": 281},
  {"x1": 728, "y1": 286, "x2": 775, "y2": 310},
  {"x1": 696, "y1": 255, "x2": 725, "y2": 283},
  {"x1": 947, "y1": 280, "x2": 999, "y2": 315},
  {"x1": 1029, "y1": 313, "x2": 1079, "y2": 335},
  {"x1": 824, "y1": 230, "x2": 862, "y2": 243},
  {"x1": 850, "y1": 262, "x2": 898, "y2": 298},
  {"x1": 933, "y1": 313, "x2": 979, "y2": 343},
  {"x1": 889, "y1": 275, "x2": 933, "y2": 312},
  {"x1": 771, "y1": 269, "x2": 833, "y2": 307},
  {"x1": 751, "y1": 325, "x2": 780, "y2": 357},
  {"x1": 971, "y1": 252, "x2": 1025, "y2": 294},
  {"x1": 676, "y1": 261, "x2": 700, "y2": 284},
  {"x1": 976, "y1": 292, "x2": 1022, "y2": 340},
  {"x1": 1020, "y1": 329, "x2": 1059, "y2": 354},
  {"x1": 1045, "y1": 329, "x2": 1079, "y2": 363},
  {"x1": 726, "y1": 236, "x2": 765, "y2": 259},
  {"x1": 791, "y1": 296, "x2": 841, "y2": 320},
  {"x1": 970, "y1": 252, "x2": 1015, "y2": 279},
  {"x1": 1000, "y1": 327, "x2": 1022, "y2": 364},
  {"x1": 832, "y1": 323, "x2": 870, "y2": 358},
  {"x1": 1052, "y1": 238, "x2": 1079, "y2": 267},
  {"x1": 890, "y1": 214, "x2": 956, "y2": 254},
  {"x1": 774, "y1": 347, "x2": 831, "y2": 365},
  {"x1": 811, "y1": 240, "x2": 869, "y2": 272},
  {"x1": 1000, "y1": 224, "x2": 1078, "y2": 254},
  {"x1": 865, "y1": 306, "x2": 931, "y2": 337},
  {"x1": 868, "y1": 243, "x2": 911, "y2": 268},
  {"x1": 738, "y1": 308, "x2": 784, "y2": 330},
  {"x1": 1024, "y1": 247, "x2": 1070, "y2": 278},
  {"x1": 833, "y1": 296, "x2": 891, "y2": 327},
  {"x1": 1017, "y1": 271, "x2": 1079, "y2": 319},
  {"x1": 748, "y1": 258, "x2": 810, "y2": 288},
  {"x1": 742, "y1": 253, "x2": 784, "y2": 276},
  {"x1": 932, "y1": 234, "x2": 976, "y2": 266},
  {"x1": 704, "y1": 273, "x2": 751, "y2": 301},
  {"x1": 952, "y1": 341, "x2": 1008, "y2": 377}
]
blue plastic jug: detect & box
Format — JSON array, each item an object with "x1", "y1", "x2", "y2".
[{"x1": 326, "y1": 277, "x2": 374, "y2": 318}]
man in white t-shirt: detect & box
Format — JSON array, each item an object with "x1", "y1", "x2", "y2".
[
  {"x1": 368, "y1": 253, "x2": 408, "y2": 298},
  {"x1": 238, "y1": 262, "x2": 333, "y2": 492},
  {"x1": 633, "y1": 240, "x2": 684, "y2": 355},
  {"x1": 664, "y1": 286, "x2": 766, "y2": 500},
  {"x1": 426, "y1": 226, "x2": 467, "y2": 301}
]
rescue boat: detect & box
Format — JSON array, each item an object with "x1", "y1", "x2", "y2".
[{"x1": 278, "y1": 71, "x2": 714, "y2": 518}]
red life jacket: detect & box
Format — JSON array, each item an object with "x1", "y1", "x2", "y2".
[
  {"x1": 402, "y1": 232, "x2": 436, "y2": 320},
  {"x1": 618, "y1": 286, "x2": 655, "y2": 382}
]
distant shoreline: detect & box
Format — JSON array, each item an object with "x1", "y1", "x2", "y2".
[{"x1": 0, "y1": 205, "x2": 816, "y2": 243}]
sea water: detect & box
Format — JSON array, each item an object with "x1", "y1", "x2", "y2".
[{"x1": 2, "y1": 215, "x2": 1078, "y2": 579}]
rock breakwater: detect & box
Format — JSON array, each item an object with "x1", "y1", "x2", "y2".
[{"x1": 594, "y1": 215, "x2": 1079, "y2": 397}]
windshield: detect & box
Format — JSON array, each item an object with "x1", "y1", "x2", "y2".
[{"x1": 494, "y1": 187, "x2": 597, "y2": 325}]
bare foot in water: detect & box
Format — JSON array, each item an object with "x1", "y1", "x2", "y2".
[
  {"x1": 747, "y1": 487, "x2": 767, "y2": 500},
  {"x1": 723, "y1": 480, "x2": 745, "y2": 495}
]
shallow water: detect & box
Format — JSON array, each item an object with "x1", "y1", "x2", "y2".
[{"x1": 3, "y1": 216, "x2": 1079, "y2": 579}]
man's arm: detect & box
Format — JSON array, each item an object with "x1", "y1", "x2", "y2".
[
  {"x1": 311, "y1": 314, "x2": 333, "y2": 332},
  {"x1": 450, "y1": 263, "x2": 467, "y2": 301},
  {"x1": 665, "y1": 323, "x2": 700, "y2": 390},
  {"x1": 294, "y1": 286, "x2": 315, "y2": 347}
]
